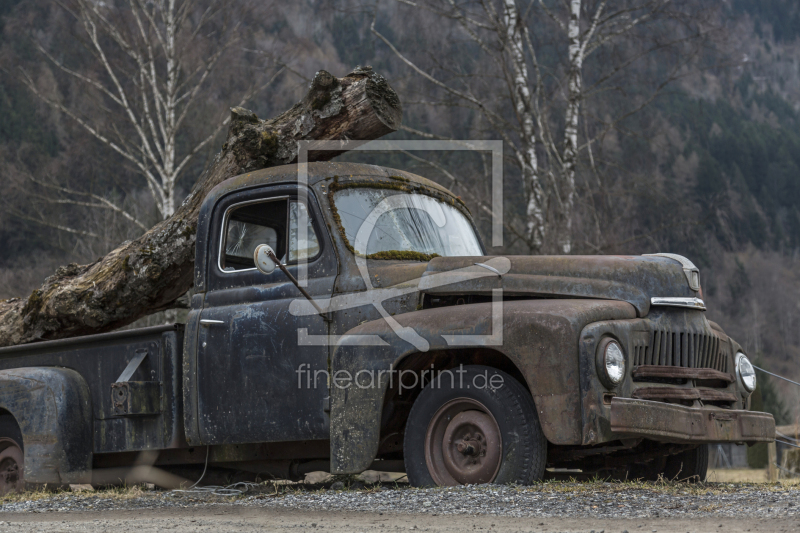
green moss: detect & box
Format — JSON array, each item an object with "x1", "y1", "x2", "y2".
[
  {"x1": 122, "y1": 256, "x2": 131, "y2": 271},
  {"x1": 180, "y1": 223, "x2": 195, "y2": 240},
  {"x1": 389, "y1": 174, "x2": 468, "y2": 211},
  {"x1": 22, "y1": 289, "x2": 42, "y2": 316},
  {"x1": 329, "y1": 178, "x2": 419, "y2": 196},
  {"x1": 366, "y1": 250, "x2": 440, "y2": 261},
  {"x1": 311, "y1": 92, "x2": 332, "y2": 111},
  {"x1": 261, "y1": 130, "x2": 279, "y2": 157}
]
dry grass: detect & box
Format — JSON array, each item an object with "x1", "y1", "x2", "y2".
[{"x1": 0, "y1": 483, "x2": 156, "y2": 505}]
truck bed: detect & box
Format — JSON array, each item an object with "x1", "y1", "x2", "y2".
[{"x1": 0, "y1": 324, "x2": 185, "y2": 454}]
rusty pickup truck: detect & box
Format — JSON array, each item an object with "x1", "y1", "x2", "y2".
[{"x1": 0, "y1": 162, "x2": 774, "y2": 491}]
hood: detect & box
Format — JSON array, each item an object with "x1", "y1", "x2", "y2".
[{"x1": 419, "y1": 255, "x2": 700, "y2": 317}]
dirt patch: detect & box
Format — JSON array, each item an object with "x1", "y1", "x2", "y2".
[{"x1": 706, "y1": 468, "x2": 769, "y2": 483}]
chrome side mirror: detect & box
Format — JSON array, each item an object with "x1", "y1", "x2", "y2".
[
  {"x1": 253, "y1": 243, "x2": 328, "y2": 320},
  {"x1": 254, "y1": 244, "x2": 277, "y2": 275}
]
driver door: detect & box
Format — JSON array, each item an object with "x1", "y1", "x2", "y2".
[{"x1": 196, "y1": 185, "x2": 336, "y2": 445}]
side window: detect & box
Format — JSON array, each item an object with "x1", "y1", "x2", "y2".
[{"x1": 220, "y1": 198, "x2": 321, "y2": 272}]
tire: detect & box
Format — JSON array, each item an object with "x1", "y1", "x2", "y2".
[
  {"x1": 0, "y1": 414, "x2": 24, "y2": 494},
  {"x1": 663, "y1": 444, "x2": 709, "y2": 482},
  {"x1": 403, "y1": 365, "x2": 546, "y2": 487},
  {"x1": 625, "y1": 445, "x2": 709, "y2": 483}
]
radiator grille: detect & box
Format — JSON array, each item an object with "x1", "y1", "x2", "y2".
[{"x1": 632, "y1": 330, "x2": 729, "y2": 373}]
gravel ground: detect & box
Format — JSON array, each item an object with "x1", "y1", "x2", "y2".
[
  {"x1": 246, "y1": 483, "x2": 800, "y2": 519},
  {"x1": 2, "y1": 480, "x2": 799, "y2": 519}
]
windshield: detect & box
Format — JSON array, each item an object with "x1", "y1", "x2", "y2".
[{"x1": 332, "y1": 188, "x2": 483, "y2": 258}]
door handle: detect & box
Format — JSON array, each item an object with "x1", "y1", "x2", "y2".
[{"x1": 200, "y1": 319, "x2": 225, "y2": 327}]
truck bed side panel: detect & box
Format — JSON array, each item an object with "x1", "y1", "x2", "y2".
[{"x1": 0, "y1": 325, "x2": 184, "y2": 453}]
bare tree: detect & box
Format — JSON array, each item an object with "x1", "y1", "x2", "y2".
[
  {"x1": 20, "y1": 0, "x2": 271, "y2": 222},
  {"x1": 374, "y1": 0, "x2": 707, "y2": 254}
]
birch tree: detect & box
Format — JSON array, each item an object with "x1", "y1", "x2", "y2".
[
  {"x1": 375, "y1": 0, "x2": 701, "y2": 253},
  {"x1": 21, "y1": 0, "x2": 257, "y2": 221}
]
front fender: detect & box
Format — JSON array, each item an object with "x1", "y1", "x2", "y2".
[
  {"x1": 329, "y1": 299, "x2": 635, "y2": 474},
  {"x1": 0, "y1": 367, "x2": 93, "y2": 484}
]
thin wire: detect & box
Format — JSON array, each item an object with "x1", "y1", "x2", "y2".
[
  {"x1": 753, "y1": 365, "x2": 800, "y2": 388},
  {"x1": 168, "y1": 445, "x2": 210, "y2": 494},
  {"x1": 776, "y1": 463, "x2": 800, "y2": 477},
  {"x1": 777, "y1": 431, "x2": 800, "y2": 443},
  {"x1": 776, "y1": 439, "x2": 800, "y2": 450},
  {"x1": 189, "y1": 446, "x2": 210, "y2": 489},
  {"x1": 171, "y1": 481, "x2": 263, "y2": 496},
  {"x1": 169, "y1": 446, "x2": 271, "y2": 496}
]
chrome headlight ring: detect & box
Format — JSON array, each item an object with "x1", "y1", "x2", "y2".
[
  {"x1": 596, "y1": 337, "x2": 626, "y2": 389},
  {"x1": 735, "y1": 352, "x2": 757, "y2": 394}
]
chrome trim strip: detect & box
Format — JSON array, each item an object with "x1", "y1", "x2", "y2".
[
  {"x1": 200, "y1": 319, "x2": 225, "y2": 326},
  {"x1": 650, "y1": 297, "x2": 706, "y2": 310},
  {"x1": 474, "y1": 262, "x2": 502, "y2": 277}
]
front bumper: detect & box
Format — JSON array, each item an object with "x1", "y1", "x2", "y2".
[{"x1": 610, "y1": 397, "x2": 775, "y2": 444}]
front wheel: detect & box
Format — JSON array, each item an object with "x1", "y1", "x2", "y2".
[{"x1": 403, "y1": 365, "x2": 546, "y2": 487}]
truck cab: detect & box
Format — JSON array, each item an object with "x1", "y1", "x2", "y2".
[{"x1": 0, "y1": 162, "x2": 774, "y2": 491}]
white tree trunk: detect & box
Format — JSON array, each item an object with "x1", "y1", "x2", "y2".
[
  {"x1": 503, "y1": 0, "x2": 546, "y2": 251},
  {"x1": 161, "y1": 0, "x2": 178, "y2": 218},
  {"x1": 560, "y1": 0, "x2": 583, "y2": 254}
]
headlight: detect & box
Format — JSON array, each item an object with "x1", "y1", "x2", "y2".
[
  {"x1": 597, "y1": 338, "x2": 626, "y2": 388},
  {"x1": 736, "y1": 352, "x2": 757, "y2": 393}
]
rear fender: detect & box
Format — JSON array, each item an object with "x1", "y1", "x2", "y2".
[
  {"x1": 329, "y1": 299, "x2": 635, "y2": 474},
  {"x1": 0, "y1": 368, "x2": 93, "y2": 484}
]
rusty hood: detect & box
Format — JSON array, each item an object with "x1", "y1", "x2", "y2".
[{"x1": 419, "y1": 255, "x2": 700, "y2": 317}]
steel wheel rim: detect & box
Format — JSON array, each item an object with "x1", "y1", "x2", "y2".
[
  {"x1": 424, "y1": 398, "x2": 502, "y2": 486},
  {"x1": 0, "y1": 438, "x2": 23, "y2": 495}
]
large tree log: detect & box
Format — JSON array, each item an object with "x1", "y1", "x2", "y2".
[{"x1": 0, "y1": 67, "x2": 401, "y2": 347}]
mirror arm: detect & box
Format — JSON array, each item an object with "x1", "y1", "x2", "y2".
[{"x1": 266, "y1": 249, "x2": 331, "y2": 322}]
